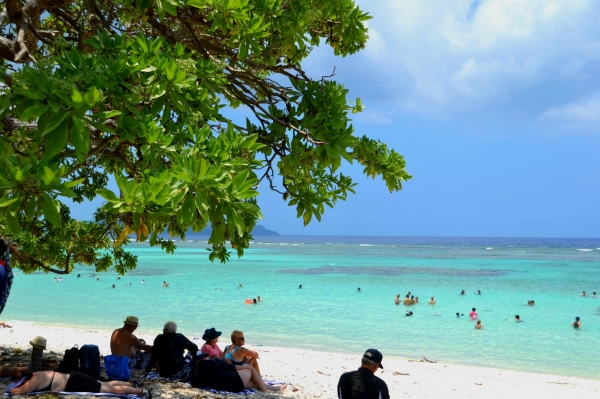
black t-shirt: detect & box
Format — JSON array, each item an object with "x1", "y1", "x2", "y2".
[
  {"x1": 145, "y1": 333, "x2": 198, "y2": 377},
  {"x1": 338, "y1": 367, "x2": 390, "y2": 399}
]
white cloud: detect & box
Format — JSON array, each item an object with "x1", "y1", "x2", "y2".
[
  {"x1": 541, "y1": 94, "x2": 600, "y2": 123},
  {"x1": 336, "y1": 0, "x2": 600, "y2": 121}
]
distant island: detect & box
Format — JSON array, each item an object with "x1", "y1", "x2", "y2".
[{"x1": 186, "y1": 224, "x2": 280, "y2": 236}]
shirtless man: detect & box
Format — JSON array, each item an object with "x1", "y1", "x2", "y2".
[
  {"x1": 110, "y1": 316, "x2": 152, "y2": 358},
  {"x1": 402, "y1": 295, "x2": 412, "y2": 305},
  {"x1": 429, "y1": 296, "x2": 436, "y2": 305},
  {"x1": 394, "y1": 294, "x2": 400, "y2": 305}
]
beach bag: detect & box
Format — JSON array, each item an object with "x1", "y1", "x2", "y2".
[
  {"x1": 56, "y1": 345, "x2": 79, "y2": 373},
  {"x1": 104, "y1": 355, "x2": 130, "y2": 381},
  {"x1": 78, "y1": 344, "x2": 100, "y2": 380}
]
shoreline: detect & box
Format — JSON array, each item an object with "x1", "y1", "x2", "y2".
[{"x1": 2, "y1": 321, "x2": 600, "y2": 398}]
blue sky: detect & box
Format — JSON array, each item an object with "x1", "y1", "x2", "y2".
[{"x1": 71, "y1": 0, "x2": 600, "y2": 237}]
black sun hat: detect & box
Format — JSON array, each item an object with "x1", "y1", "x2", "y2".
[
  {"x1": 364, "y1": 348, "x2": 384, "y2": 369},
  {"x1": 202, "y1": 327, "x2": 222, "y2": 341}
]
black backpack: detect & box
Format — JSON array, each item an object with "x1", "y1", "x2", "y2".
[
  {"x1": 78, "y1": 344, "x2": 100, "y2": 379},
  {"x1": 56, "y1": 345, "x2": 79, "y2": 373}
]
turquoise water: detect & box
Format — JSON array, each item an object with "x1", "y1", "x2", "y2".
[{"x1": 3, "y1": 236, "x2": 600, "y2": 379}]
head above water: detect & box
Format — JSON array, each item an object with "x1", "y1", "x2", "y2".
[
  {"x1": 472, "y1": 308, "x2": 476, "y2": 312},
  {"x1": 515, "y1": 315, "x2": 520, "y2": 320},
  {"x1": 575, "y1": 316, "x2": 580, "y2": 321}
]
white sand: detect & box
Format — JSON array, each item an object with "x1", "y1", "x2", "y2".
[{"x1": 2, "y1": 321, "x2": 600, "y2": 398}]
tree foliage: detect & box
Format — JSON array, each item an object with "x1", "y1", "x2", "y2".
[{"x1": 0, "y1": 0, "x2": 411, "y2": 274}]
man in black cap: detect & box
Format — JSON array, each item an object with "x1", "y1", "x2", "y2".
[{"x1": 337, "y1": 349, "x2": 390, "y2": 399}]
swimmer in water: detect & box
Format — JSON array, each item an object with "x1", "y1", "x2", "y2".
[
  {"x1": 469, "y1": 308, "x2": 478, "y2": 320},
  {"x1": 460, "y1": 290, "x2": 465, "y2": 295},
  {"x1": 96, "y1": 277, "x2": 100, "y2": 281},
  {"x1": 456, "y1": 313, "x2": 464, "y2": 318},
  {"x1": 298, "y1": 284, "x2": 302, "y2": 289},
  {"x1": 253, "y1": 298, "x2": 257, "y2": 304},
  {"x1": 571, "y1": 316, "x2": 581, "y2": 329},
  {"x1": 514, "y1": 315, "x2": 522, "y2": 322},
  {"x1": 594, "y1": 292, "x2": 597, "y2": 298},
  {"x1": 405, "y1": 311, "x2": 413, "y2": 317},
  {"x1": 395, "y1": 294, "x2": 400, "y2": 305},
  {"x1": 415, "y1": 296, "x2": 419, "y2": 303},
  {"x1": 477, "y1": 290, "x2": 481, "y2": 295},
  {"x1": 112, "y1": 284, "x2": 116, "y2": 289},
  {"x1": 429, "y1": 296, "x2": 436, "y2": 305},
  {"x1": 58, "y1": 277, "x2": 62, "y2": 282},
  {"x1": 77, "y1": 274, "x2": 81, "y2": 278},
  {"x1": 118, "y1": 277, "x2": 121, "y2": 280},
  {"x1": 357, "y1": 287, "x2": 361, "y2": 292},
  {"x1": 239, "y1": 283, "x2": 243, "y2": 288},
  {"x1": 528, "y1": 300, "x2": 535, "y2": 306},
  {"x1": 581, "y1": 291, "x2": 587, "y2": 297},
  {"x1": 257, "y1": 295, "x2": 261, "y2": 302},
  {"x1": 141, "y1": 279, "x2": 145, "y2": 284},
  {"x1": 403, "y1": 295, "x2": 412, "y2": 306},
  {"x1": 475, "y1": 320, "x2": 483, "y2": 329}
]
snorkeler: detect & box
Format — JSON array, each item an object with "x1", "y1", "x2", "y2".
[{"x1": 405, "y1": 311, "x2": 413, "y2": 317}]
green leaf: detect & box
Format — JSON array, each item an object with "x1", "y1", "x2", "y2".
[
  {"x1": 21, "y1": 105, "x2": 49, "y2": 121},
  {"x1": 42, "y1": 111, "x2": 69, "y2": 136},
  {"x1": 71, "y1": 117, "x2": 90, "y2": 162},
  {"x1": 71, "y1": 88, "x2": 83, "y2": 104},
  {"x1": 0, "y1": 196, "x2": 19, "y2": 208},
  {"x1": 96, "y1": 110, "x2": 122, "y2": 121},
  {"x1": 97, "y1": 189, "x2": 120, "y2": 202},
  {"x1": 44, "y1": 118, "x2": 69, "y2": 158},
  {"x1": 83, "y1": 87, "x2": 101, "y2": 107},
  {"x1": 41, "y1": 195, "x2": 62, "y2": 227},
  {"x1": 5, "y1": 210, "x2": 20, "y2": 233},
  {"x1": 42, "y1": 167, "x2": 55, "y2": 186}
]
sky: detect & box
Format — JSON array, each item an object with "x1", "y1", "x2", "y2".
[{"x1": 71, "y1": 0, "x2": 600, "y2": 237}]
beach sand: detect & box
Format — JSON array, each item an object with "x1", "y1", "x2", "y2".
[{"x1": 1, "y1": 321, "x2": 599, "y2": 398}]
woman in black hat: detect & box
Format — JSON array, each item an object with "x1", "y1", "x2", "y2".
[{"x1": 201, "y1": 327, "x2": 223, "y2": 359}]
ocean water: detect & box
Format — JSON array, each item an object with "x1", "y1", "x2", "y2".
[{"x1": 3, "y1": 236, "x2": 600, "y2": 379}]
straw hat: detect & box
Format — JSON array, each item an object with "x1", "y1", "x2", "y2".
[
  {"x1": 30, "y1": 336, "x2": 47, "y2": 350},
  {"x1": 124, "y1": 316, "x2": 139, "y2": 326}
]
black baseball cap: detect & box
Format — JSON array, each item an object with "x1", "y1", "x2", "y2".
[{"x1": 364, "y1": 349, "x2": 384, "y2": 369}]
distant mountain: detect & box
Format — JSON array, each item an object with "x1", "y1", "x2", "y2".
[{"x1": 187, "y1": 224, "x2": 280, "y2": 236}]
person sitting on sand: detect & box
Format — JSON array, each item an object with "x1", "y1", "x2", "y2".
[
  {"x1": 581, "y1": 291, "x2": 587, "y2": 297},
  {"x1": 469, "y1": 308, "x2": 478, "y2": 320},
  {"x1": 223, "y1": 330, "x2": 261, "y2": 376},
  {"x1": 108, "y1": 316, "x2": 152, "y2": 379},
  {"x1": 7, "y1": 370, "x2": 145, "y2": 396},
  {"x1": 475, "y1": 320, "x2": 483, "y2": 329},
  {"x1": 337, "y1": 349, "x2": 389, "y2": 399},
  {"x1": 145, "y1": 321, "x2": 197, "y2": 378},
  {"x1": 429, "y1": 296, "x2": 436, "y2": 305},
  {"x1": 571, "y1": 316, "x2": 581, "y2": 329},
  {"x1": 0, "y1": 321, "x2": 12, "y2": 328},
  {"x1": 191, "y1": 355, "x2": 286, "y2": 393},
  {"x1": 201, "y1": 327, "x2": 223, "y2": 359},
  {"x1": 394, "y1": 294, "x2": 400, "y2": 305}
]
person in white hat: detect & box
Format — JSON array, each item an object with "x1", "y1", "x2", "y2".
[
  {"x1": 110, "y1": 316, "x2": 152, "y2": 358},
  {"x1": 106, "y1": 316, "x2": 152, "y2": 380}
]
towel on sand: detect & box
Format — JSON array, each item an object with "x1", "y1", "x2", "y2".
[{"x1": 4, "y1": 377, "x2": 143, "y2": 399}]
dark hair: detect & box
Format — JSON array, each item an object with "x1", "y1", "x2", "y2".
[
  {"x1": 575, "y1": 316, "x2": 580, "y2": 321},
  {"x1": 472, "y1": 308, "x2": 476, "y2": 311}
]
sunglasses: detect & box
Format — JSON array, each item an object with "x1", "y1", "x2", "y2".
[{"x1": 237, "y1": 337, "x2": 245, "y2": 341}]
